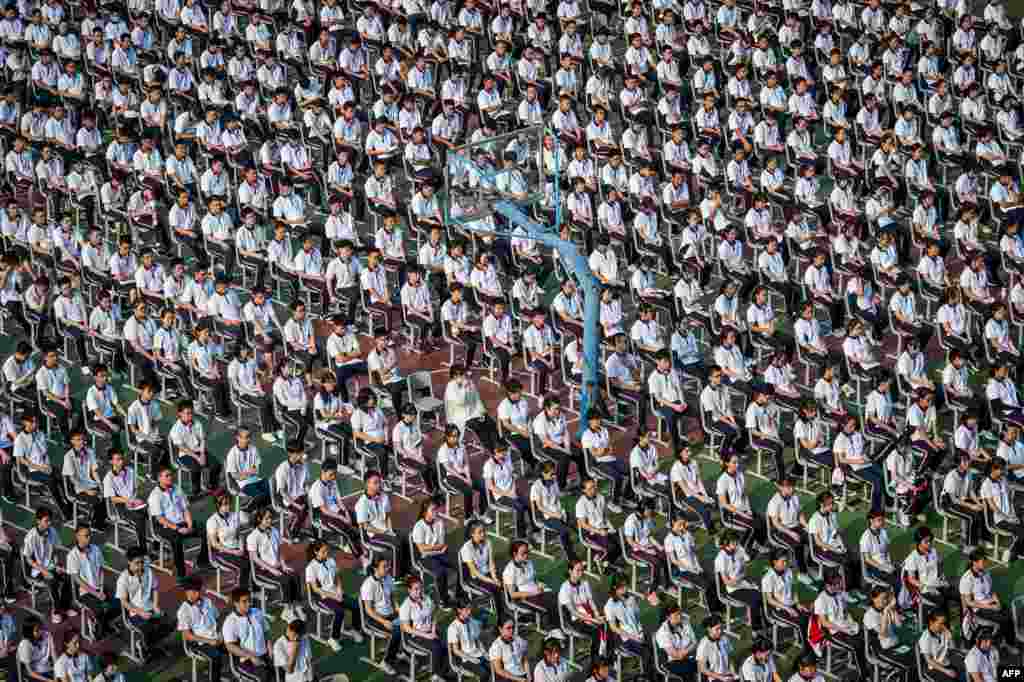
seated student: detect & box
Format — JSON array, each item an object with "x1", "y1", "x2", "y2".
[
  {"x1": 533, "y1": 396, "x2": 588, "y2": 493},
  {"x1": 622, "y1": 501, "x2": 666, "y2": 598},
  {"x1": 832, "y1": 414, "x2": 885, "y2": 513},
  {"x1": 575, "y1": 476, "x2": 623, "y2": 571},
  {"x1": 744, "y1": 384, "x2": 786, "y2": 481},
  {"x1": 497, "y1": 382, "x2": 536, "y2": 470},
  {"x1": 701, "y1": 365, "x2": 746, "y2": 456},
  {"x1": 898, "y1": 526, "x2": 956, "y2": 616},
  {"x1": 15, "y1": 412, "x2": 73, "y2": 518},
  {"x1": 274, "y1": 443, "x2": 311, "y2": 541},
  {"x1": 437, "y1": 424, "x2": 491, "y2": 524},
  {"x1": 62, "y1": 428, "x2": 108, "y2": 531},
  {"x1": 169, "y1": 399, "x2": 222, "y2": 495},
  {"x1": 356, "y1": 471, "x2": 408, "y2": 576},
  {"x1": 223, "y1": 587, "x2": 273, "y2": 682},
  {"x1": 859, "y1": 510, "x2": 899, "y2": 590},
  {"x1": 766, "y1": 477, "x2": 811, "y2": 580},
  {"x1": 714, "y1": 530, "x2": 767, "y2": 632},
  {"x1": 962, "y1": 549, "x2": 1018, "y2": 647},
  {"x1": 444, "y1": 364, "x2": 498, "y2": 450},
  {"x1": 66, "y1": 525, "x2": 121, "y2": 639},
  {"x1": 273, "y1": 360, "x2": 312, "y2": 446},
  {"x1": 411, "y1": 498, "x2": 454, "y2": 609},
  {"x1": 312, "y1": 372, "x2": 356, "y2": 473},
  {"x1": 399, "y1": 575, "x2": 449, "y2": 681},
  {"x1": 22, "y1": 508, "x2": 75, "y2": 625},
  {"x1": 669, "y1": 443, "x2": 716, "y2": 531},
  {"x1": 272, "y1": 618, "x2": 316, "y2": 682},
  {"x1": 502, "y1": 540, "x2": 565, "y2": 641},
  {"x1": 762, "y1": 550, "x2": 812, "y2": 651},
  {"x1": 558, "y1": 558, "x2": 607, "y2": 667},
  {"x1": 350, "y1": 389, "x2": 392, "y2": 481},
  {"x1": 655, "y1": 605, "x2": 698, "y2": 681},
  {"x1": 807, "y1": 491, "x2": 860, "y2": 590},
  {"x1": 529, "y1": 461, "x2": 578, "y2": 560},
  {"x1": 448, "y1": 604, "x2": 490, "y2": 682},
  {"x1": 177, "y1": 577, "x2": 225, "y2": 682},
  {"x1": 580, "y1": 410, "x2": 629, "y2": 512},
  {"x1": 85, "y1": 364, "x2": 127, "y2": 437},
  {"x1": 305, "y1": 539, "x2": 363, "y2": 652},
  {"x1": 224, "y1": 428, "x2": 270, "y2": 512},
  {"x1": 126, "y1": 381, "x2": 168, "y2": 473},
  {"x1": 459, "y1": 521, "x2": 506, "y2": 623},
  {"x1": 696, "y1": 614, "x2": 737, "y2": 682},
  {"x1": 918, "y1": 609, "x2": 966, "y2": 682},
  {"x1": 787, "y1": 655, "x2": 823, "y2": 682},
  {"x1": 308, "y1": 459, "x2": 366, "y2": 569},
  {"x1": 116, "y1": 546, "x2": 174, "y2": 660},
  {"x1": 483, "y1": 443, "x2": 531, "y2": 539},
  {"x1": 716, "y1": 453, "x2": 767, "y2": 553},
  {"x1": 148, "y1": 467, "x2": 211, "y2": 579},
  {"x1": 103, "y1": 448, "x2": 149, "y2": 549},
  {"x1": 604, "y1": 575, "x2": 650, "y2": 671},
  {"x1": 207, "y1": 492, "x2": 250, "y2": 588},
  {"x1": 863, "y1": 586, "x2": 914, "y2": 674},
  {"x1": 392, "y1": 403, "x2": 435, "y2": 494},
  {"x1": 810, "y1": 570, "x2": 867, "y2": 679},
  {"x1": 665, "y1": 515, "x2": 723, "y2": 613},
  {"x1": 360, "y1": 557, "x2": 402, "y2": 674},
  {"x1": 490, "y1": 618, "x2": 531, "y2": 682}
]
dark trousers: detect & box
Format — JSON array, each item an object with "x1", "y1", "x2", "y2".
[
  {"x1": 155, "y1": 521, "x2": 209, "y2": 575},
  {"x1": 76, "y1": 586, "x2": 121, "y2": 638},
  {"x1": 195, "y1": 374, "x2": 230, "y2": 416},
  {"x1": 192, "y1": 642, "x2": 225, "y2": 682},
  {"x1": 42, "y1": 396, "x2": 77, "y2": 436},
  {"x1": 410, "y1": 631, "x2": 448, "y2": 674},
  {"x1": 442, "y1": 472, "x2": 487, "y2": 517},
  {"x1": 463, "y1": 417, "x2": 499, "y2": 451},
  {"x1": 721, "y1": 584, "x2": 765, "y2": 629},
  {"x1": 628, "y1": 546, "x2": 667, "y2": 590},
  {"x1": 657, "y1": 406, "x2": 689, "y2": 452},
  {"x1": 593, "y1": 460, "x2": 627, "y2": 503},
  {"x1": 318, "y1": 514, "x2": 365, "y2": 558},
  {"x1": 464, "y1": 575, "x2": 507, "y2": 623},
  {"x1": 674, "y1": 495, "x2": 715, "y2": 532},
  {"x1": 212, "y1": 551, "x2": 251, "y2": 591},
  {"x1": 815, "y1": 547, "x2": 862, "y2": 591},
  {"x1": 568, "y1": 616, "x2": 605, "y2": 666},
  {"x1": 419, "y1": 553, "x2": 453, "y2": 606},
  {"x1": 542, "y1": 445, "x2": 586, "y2": 490},
  {"x1": 847, "y1": 462, "x2": 885, "y2": 512},
  {"x1": 334, "y1": 362, "x2": 368, "y2": 403},
  {"x1": 825, "y1": 629, "x2": 869, "y2": 678},
  {"x1": 285, "y1": 497, "x2": 309, "y2": 539},
  {"x1": 29, "y1": 471, "x2": 72, "y2": 516},
  {"x1": 42, "y1": 570, "x2": 73, "y2": 612},
  {"x1": 319, "y1": 595, "x2": 362, "y2": 639},
  {"x1": 127, "y1": 613, "x2": 175, "y2": 653},
  {"x1": 768, "y1": 605, "x2": 811, "y2": 648},
  {"x1": 722, "y1": 509, "x2": 767, "y2": 551},
  {"x1": 582, "y1": 528, "x2": 622, "y2": 565},
  {"x1": 178, "y1": 454, "x2": 223, "y2": 497},
  {"x1": 70, "y1": 489, "x2": 108, "y2": 529},
  {"x1": 383, "y1": 617, "x2": 402, "y2": 663},
  {"x1": 540, "y1": 516, "x2": 577, "y2": 561},
  {"x1": 452, "y1": 330, "x2": 481, "y2": 367},
  {"x1": 254, "y1": 565, "x2": 300, "y2": 604},
  {"x1": 771, "y1": 527, "x2": 810, "y2": 572},
  {"x1": 514, "y1": 590, "x2": 559, "y2": 631}
]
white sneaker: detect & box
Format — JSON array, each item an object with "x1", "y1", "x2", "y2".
[
  {"x1": 291, "y1": 606, "x2": 306, "y2": 622},
  {"x1": 432, "y1": 675, "x2": 446, "y2": 682},
  {"x1": 607, "y1": 502, "x2": 623, "y2": 514},
  {"x1": 1003, "y1": 549, "x2": 1011, "y2": 563},
  {"x1": 327, "y1": 638, "x2": 342, "y2": 652},
  {"x1": 239, "y1": 511, "x2": 251, "y2": 526},
  {"x1": 262, "y1": 432, "x2": 278, "y2": 443},
  {"x1": 338, "y1": 464, "x2": 356, "y2": 476},
  {"x1": 477, "y1": 513, "x2": 494, "y2": 524},
  {"x1": 81, "y1": 366, "x2": 91, "y2": 376},
  {"x1": 548, "y1": 629, "x2": 566, "y2": 640},
  {"x1": 897, "y1": 511, "x2": 911, "y2": 528},
  {"x1": 796, "y1": 573, "x2": 815, "y2": 586},
  {"x1": 276, "y1": 430, "x2": 285, "y2": 441},
  {"x1": 346, "y1": 629, "x2": 365, "y2": 644},
  {"x1": 381, "y1": 663, "x2": 397, "y2": 675},
  {"x1": 281, "y1": 606, "x2": 295, "y2": 623}
]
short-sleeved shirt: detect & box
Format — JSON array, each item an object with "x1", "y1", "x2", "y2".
[
  {"x1": 399, "y1": 595, "x2": 435, "y2": 632},
  {"x1": 223, "y1": 609, "x2": 268, "y2": 656},
  {"x1": 355, "y1": 493, "x2": 391, "y2": 532},
  {"x1": 360, "y1": 574, "x2": 395, "y2": 617},
  {"x1": 459, "y1": 540, "x2": 493, "y2": 577},
  {"x1": 116, "y1": 566, "x2": 157, "y2": 611},
  {"x1": 66, "y1": 543, "x2": 104, "y2": 592},
  {"x1": 148, "y1": 485, "x2": 187, "y2": 525},
  {"x1": 177, "y1": 597, "x2": 220, "y2": 638},
  {"x1": 489, "y1": 636, "x2": 529, "y2": 677}
]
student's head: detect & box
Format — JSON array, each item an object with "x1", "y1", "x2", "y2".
[{"x1": 231, "y1": 587, "x2": 252, "y2": 613}]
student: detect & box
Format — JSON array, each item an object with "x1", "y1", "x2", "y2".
[
  {"x1": 305, "y1": 540, "x2": 363, "y2": 652},
  {"x1": 246, "y1": 508, "x2": 306, "y2": 623},
  {"x1": 272, "y1": 619, "x2": 315, "y2": 682},
  {"x1": 222, "y1": 587, "x2": 273, "y2": 682}
]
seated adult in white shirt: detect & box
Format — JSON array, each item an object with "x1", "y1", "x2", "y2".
[{"x1": 222, "y1": 587, "x2": 273, "y2": 682}]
